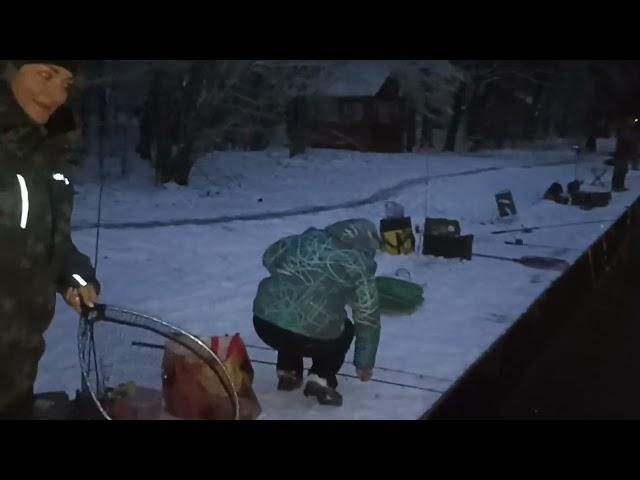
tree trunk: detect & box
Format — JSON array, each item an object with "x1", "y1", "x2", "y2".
[
  {"x1": 526, "y1": 85, "x2": 546, "y2": 140},
  {"x1": 170, "y1": 63, "x2": 206, "y2": 185},
  {"x1": 444, "y1": 82, "x2": 467, "y2": 152},
  {"x1": 173, "y1": 141, "x2": 195, "y2": 186},
  {"x1": 136, "y1": 94, "x2": 153, "y2": 161},
  {"x1": 288, "y1": 97, "x2": 308, "y2": 157},
  {"x1": 420, "y1": 113, "x2": 434, "y2": 148},
  {"x1": 120, "y1": 110, "x2": 129, "y2": 177},
  {"x1": 406, "y1": 108, "x2": 416, "y2": 152}
]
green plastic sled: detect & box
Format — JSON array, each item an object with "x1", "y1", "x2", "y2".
[{"x1": 375, "y1": 276, "x2": 424, "y2": 314}]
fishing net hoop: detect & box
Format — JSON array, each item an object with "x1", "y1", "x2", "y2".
[{"x1": 78, "y1": 304, "x2": 240, "y2": 420}]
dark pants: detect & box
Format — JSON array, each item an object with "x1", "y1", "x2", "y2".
[
  {"x1": 612, "y1": 167, "x2": 627, "y2": 190},
  {"x1": 253, "y1": 316, "x2": 354, "y2": 389},
  {"x1": 0, "y1": 389, "x2": 34, "y2": 420},
  {"x1": 612, "y1": 158, "x2": 628, "y2": 191},
  {"x1": 0, "y1": 342, "x2": 46, "y2": 419}
]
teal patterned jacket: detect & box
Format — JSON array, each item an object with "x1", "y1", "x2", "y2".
[{"x1": 253, "y1": 219, "x2": 381, "y2": 369}]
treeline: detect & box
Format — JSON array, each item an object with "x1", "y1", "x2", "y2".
[{"x1": 71, "y1": 60, "x2": 640, "y2": 184}]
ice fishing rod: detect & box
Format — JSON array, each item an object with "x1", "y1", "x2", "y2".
[
  {"x1": 504, "y1": 240, "x2": 582, "y2": 251},
  {"x1": 76, "y1": 111, "x2": 107, "y2": 411},
  {"x1": 134, "y1": 340, "x2": 453, "y2": 385},
  {"x1": 472, "y1": 253, "x2": 570, "y2": 271},
  {"x1": 490, "y1": 219, "x2": 615, "y2": 235},
  {"x1": 241, "y1": 343, "x2": 453, "y2": 383},
  {"x1": 132, "y1": 341, "x2": 446, "y2": 393},
  {"x1": 92, "y1": 117, "x2": 106, "y2": 274},
  {"x1": 248, "y1": 358, "x2": 445, "y2": 394}
]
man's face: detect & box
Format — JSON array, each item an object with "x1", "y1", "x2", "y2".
[{"x1": 11, "y1": 63, "x2": 73, "y2": 125}]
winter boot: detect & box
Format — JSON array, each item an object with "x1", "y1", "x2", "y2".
[
  {"x1": 277, "y1": 370, "x2": 303, "y2": 391},
  {"x1": 303, "y1": 374, "x2": 343, "y2": 406}
]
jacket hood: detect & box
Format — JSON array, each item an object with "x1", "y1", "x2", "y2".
[{"x1": 325, "y1": 218, "x2": 380, "y2": 255}]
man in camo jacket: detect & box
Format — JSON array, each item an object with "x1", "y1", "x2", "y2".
[{"x1": 0, "y1": 61, "x2": 100, "y2": 418}]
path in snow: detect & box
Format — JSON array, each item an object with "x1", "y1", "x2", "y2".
[{"x1": 72, "y1": 158, "x2": 582, "y2": 232}]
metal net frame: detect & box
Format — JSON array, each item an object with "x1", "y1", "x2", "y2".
[{"x1": 78, "y1": 304, "x2": 240, "y2": 420}]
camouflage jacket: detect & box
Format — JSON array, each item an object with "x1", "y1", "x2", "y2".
[
  {"x1": 0, "y1": 80, "x2": 98, "y2": 342},
  {"x1": 253, "y1": 219, "x2": 381, "y2": 370}
]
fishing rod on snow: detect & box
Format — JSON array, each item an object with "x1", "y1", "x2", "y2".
[
  {"x1": 237, "y1": 342, "x2": 453, "y2": 383},
  {"x1": 131, "y1": 341, "x2": 449, "y2": 395},
  {"x1": 503, "y1": 239, "x2": 582, "y2": 251},
  {"x1": 490, "y1": 219, "x2": 615, "y2": 235},
  {"x1": 135, "y1": 340, "x2": 450, "y2": 396},
  {"x1": 472, "y1": 253, "x2": 570, "y2": 271},
  {"x1": 247, "y1": 358, "x2": 445, "y2": 395}
]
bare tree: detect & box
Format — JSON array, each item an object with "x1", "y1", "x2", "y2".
[
  {"x1": 389, "y1": 61, "x2": 463, "y2": 149},
  {"x1": 137, "y1": 60, "x2": 333, "y2": 184}
]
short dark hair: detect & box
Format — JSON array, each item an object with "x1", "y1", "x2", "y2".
[{"x1": 11, "y1": 60, "x2": 78, "y2": 75}]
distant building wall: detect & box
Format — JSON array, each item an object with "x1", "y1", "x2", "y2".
[{"x1": 287, "y1": 95, "x2": 416, "y2": 154}]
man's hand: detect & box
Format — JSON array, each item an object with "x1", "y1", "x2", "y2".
[
  {"x1": 356, "y1": 368, "x2": 373, "y2": 382},
  {"x1": 64, "y1": 284, "x2": 99, "y2": 314}
]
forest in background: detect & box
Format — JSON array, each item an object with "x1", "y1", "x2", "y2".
[{"x1": 70, "y1": 60, "x2": 640, "y2": 184}]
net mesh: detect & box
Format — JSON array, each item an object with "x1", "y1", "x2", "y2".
[{"x1": 77, "y1": 304, "x2": 239, "y2": 420}]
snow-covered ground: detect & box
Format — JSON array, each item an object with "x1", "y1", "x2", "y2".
[{"x1": 35, "y1": 145, "x2": 640, "y2": 420}]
